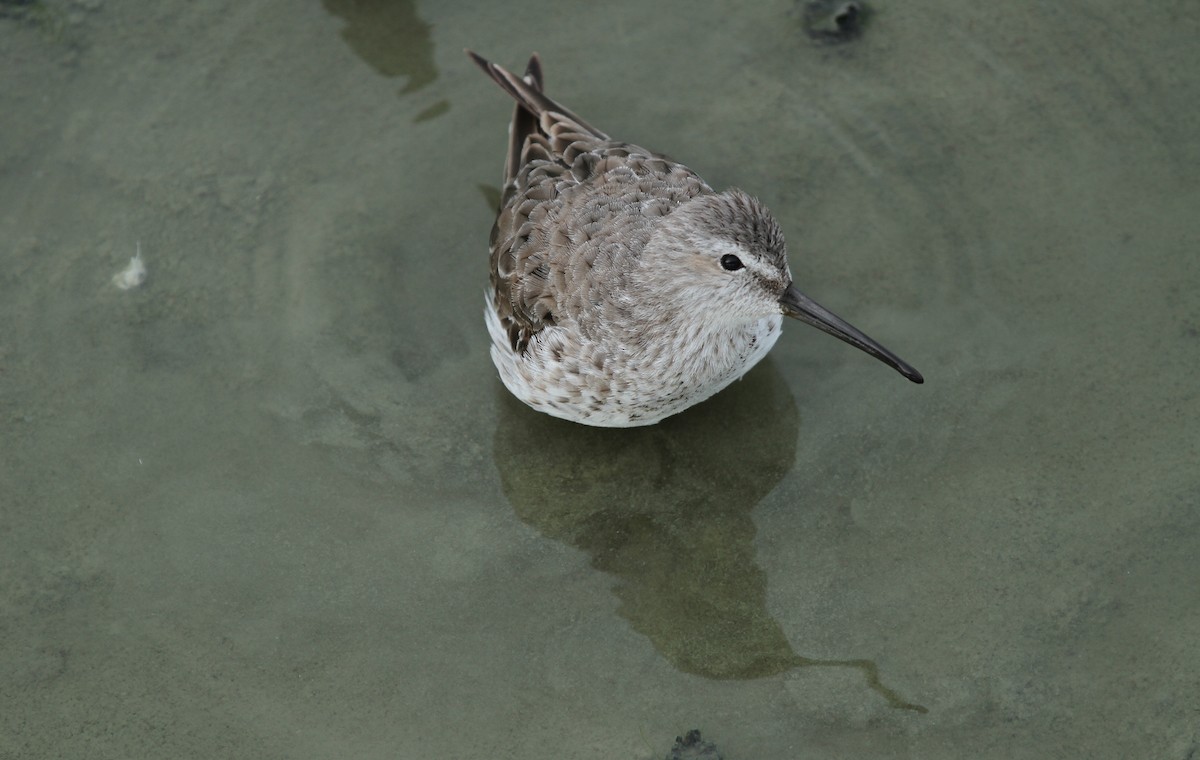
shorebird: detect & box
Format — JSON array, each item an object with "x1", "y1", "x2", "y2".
[{"x1": 469, "y1": 51, "x2": 922, "y2": 427}]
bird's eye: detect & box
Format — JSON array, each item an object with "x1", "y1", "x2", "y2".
[{"x1": 720, "y1": 254, "x2": 744, "y2": 271}]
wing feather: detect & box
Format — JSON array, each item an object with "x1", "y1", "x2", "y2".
[{"x1": 467, "y1": 51, "x2": 712, "y2": 354}]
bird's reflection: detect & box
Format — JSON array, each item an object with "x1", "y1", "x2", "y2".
[
  {"x1": 497, "y1": 361, "x2": 798, "y2": 678},
  {"x1": 494, "y1": 360, "x2": 925, "y2": 710},
  {"x1": 323, "y1": 0, "x2": 437, "y2": 93}
]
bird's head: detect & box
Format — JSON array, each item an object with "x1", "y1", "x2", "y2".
[{"x1": 646, "y1": 189, "x2": 923, "y2": 383}]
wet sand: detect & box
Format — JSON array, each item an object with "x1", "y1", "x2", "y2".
[{"x1": 1, "y1": 1, "x2": 1197, "y2": 758}]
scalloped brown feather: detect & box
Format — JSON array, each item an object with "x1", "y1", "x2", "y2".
[{"x1": 467, "y1": 50, "x2": 712, "y2": 355}]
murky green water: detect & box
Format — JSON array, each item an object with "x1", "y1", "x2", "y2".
[{"x1": 2, "y1": 1, "x2": 1197, "y2": 758}]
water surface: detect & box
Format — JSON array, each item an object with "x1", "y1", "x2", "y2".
[{"x1": 2, "y1": 1, "x2": 1197, "y2": 758}]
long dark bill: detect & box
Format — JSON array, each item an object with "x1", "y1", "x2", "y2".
[{"x1": 779, "y1": 283, "x2": 924, "y2": 383}]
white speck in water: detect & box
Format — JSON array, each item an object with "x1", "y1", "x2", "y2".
[{"x1": 112, "y1": 242, "x2": 147, "y2": 290}]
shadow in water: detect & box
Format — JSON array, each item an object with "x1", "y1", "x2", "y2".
[
  {"x1": 322, "y1": 0, "x2": 438, "y2": 95},
  {"x1": 493, "y1": 361, "x2": 926, "y2": 711}
]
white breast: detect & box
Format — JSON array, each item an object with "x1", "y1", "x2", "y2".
[{"x1": 487, "y1": 292, "x2": 782, "y2": 427}]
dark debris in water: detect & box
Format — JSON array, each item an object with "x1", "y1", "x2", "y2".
[
  {"x1": 802, "y1": 0, "x2": 867, "y2": 44},
  {"x1": 666, "y1": 730, "x2": 724, "y2": 760}
]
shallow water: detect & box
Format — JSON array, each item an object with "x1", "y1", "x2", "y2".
[{"x1": 2, "y1": 1, "x2": 1198, "y2": 758}]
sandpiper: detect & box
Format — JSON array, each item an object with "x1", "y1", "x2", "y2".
[{"x1": 468, "y1": 51, "x2": 922, "y2": 428}]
